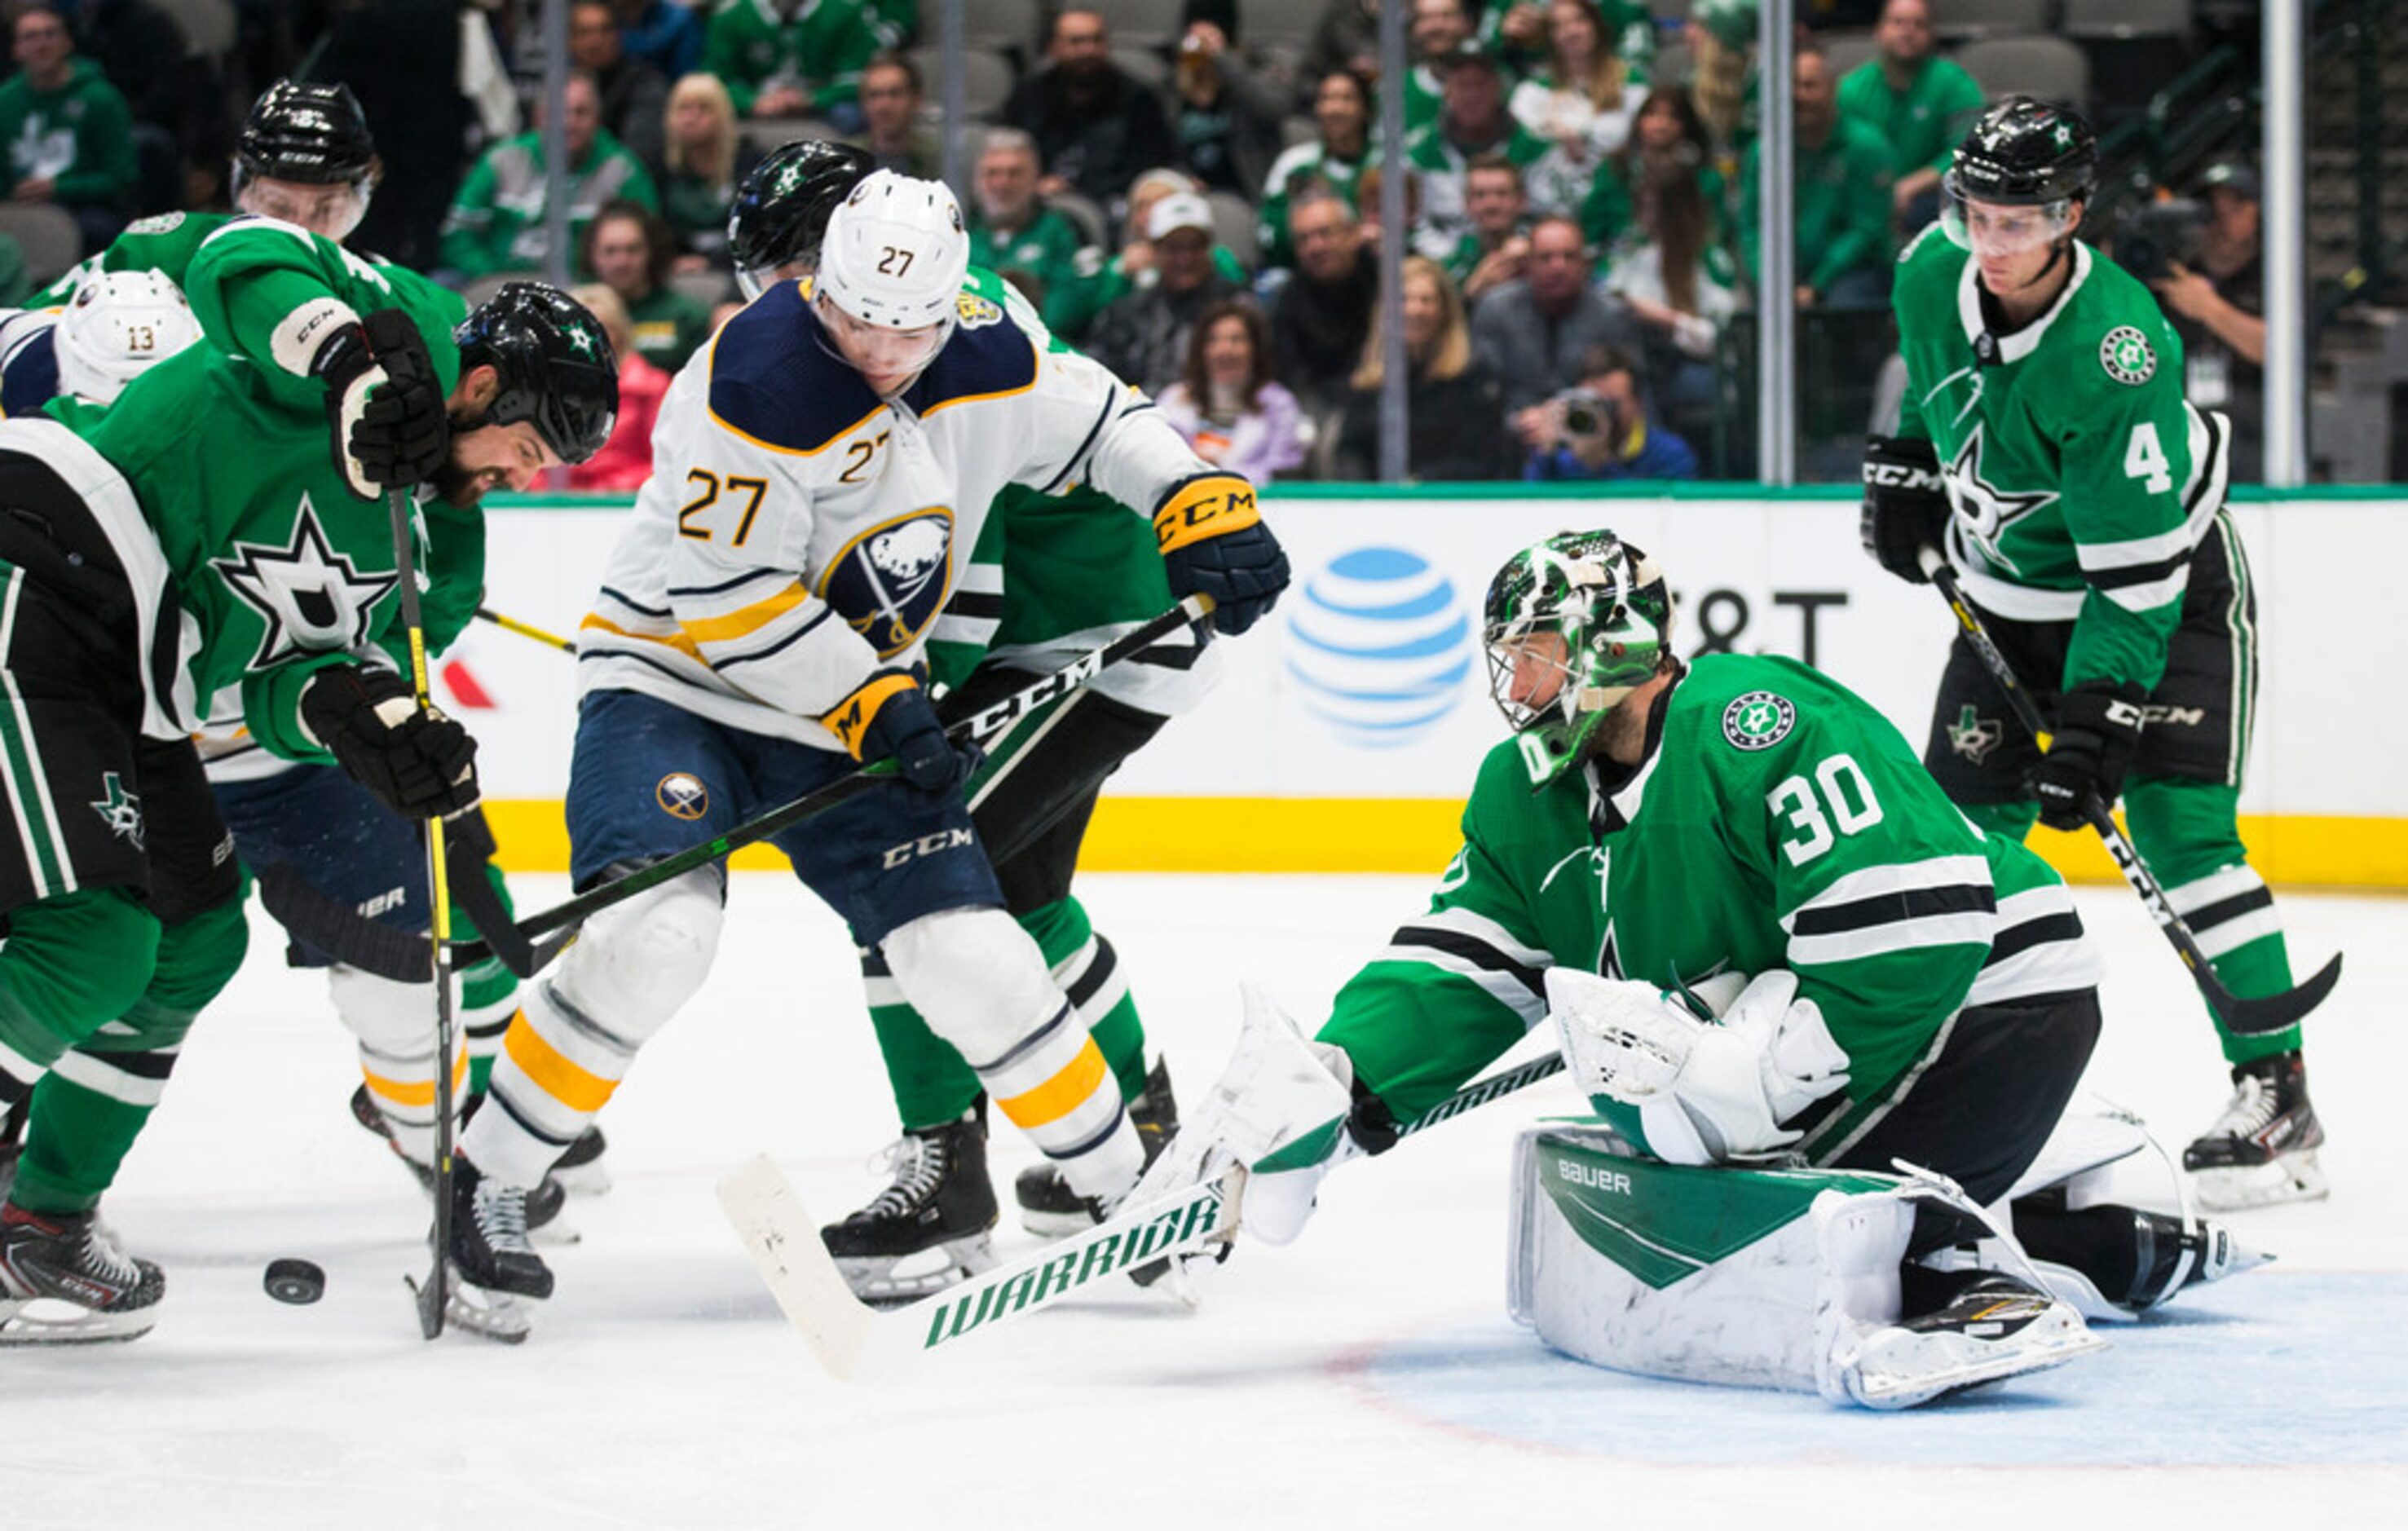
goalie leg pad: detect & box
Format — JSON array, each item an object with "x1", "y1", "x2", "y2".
[{"x1": 886, "y1": 907, "x2": 1138, "y2": 1198}]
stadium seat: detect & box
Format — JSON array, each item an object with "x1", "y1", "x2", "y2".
[
  {"x1": 1088, "y1": 0, "x2": 1184, "y2": 50},
  {"x1": 152, "y1": 0, "x2": 236, "y2": 58},
  {"x1": 910, "y1": 46, "x2": 1015, "y2": 119},
  {"x1": 0, "y1": 204, "x2": 80, "y2": 287},
  {"x1": 1954, "y1": 36, "x2": 2093, "y2": 113},
  {"x1": 1206, "y1": 188, "x2": 1259, "y2": 267},
  {"x1": 2062, "y1": 0, "x2": 2194, "y2": 38},
  {"x1": 1929, "y1": 0, "x2": 2051, "y2": 43},
  {"x1": 1819, "y1": 30, "x2": 1881, "y2": 82},
  {"x1": 1237, "y1": 0, "x2": 1320, "y2": 53}
]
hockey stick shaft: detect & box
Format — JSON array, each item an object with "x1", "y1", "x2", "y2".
[
  {"x1": 475, "y1": 605, "x2": 576, "y2": 653},
  {"x1": 388, "y1": 488, "x2": 459, "y2": 1339},
  {"x1": 716, "y1": 1047, "x2": 1568, "y2": 1380},
  {"x1": 452, "y1": 594, "x2": 1215, "y2": 971},
  {"x1": 1917, "y1": 545, "x2": 2338, "y2": 1035}
]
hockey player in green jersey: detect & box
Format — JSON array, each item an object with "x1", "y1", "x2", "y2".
[
  {"x1": 0, "y1": 218, "x2": 615, "y2": 1342},
  {"x1": 1859, "y1": 99, "x2": 2322, "y2": 1211},
  {"x1": 1139, "y1": 529, "x2": 2256, "y2": 1401},
  {"x1": 628, "y1": 141, "x2": 1223, "y2": 1301}
]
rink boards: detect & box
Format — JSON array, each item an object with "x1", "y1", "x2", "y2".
[{"x1": 460, "y1": 486, "x2": 2408, "y2": 889}]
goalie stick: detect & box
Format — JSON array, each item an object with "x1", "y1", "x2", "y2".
[
  {"x1": 717, "y1": 1046, "x2": 1571, "y2": 1380},
  {"x1": 452, "y1": 595, "x2": 1216, "y2": 975},
  {"x1": 1918, "y1": 545, "x2": 2340, "y2": 1035}
]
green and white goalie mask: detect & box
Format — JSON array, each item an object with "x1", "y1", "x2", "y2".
[{"x1": 1482, "y1": 529, "x2": 1674, "y2": 786}]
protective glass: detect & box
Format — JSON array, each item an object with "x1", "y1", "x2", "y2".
[{"x1": 1941, "y1": 189, "x2": 2077, "y2": 259}]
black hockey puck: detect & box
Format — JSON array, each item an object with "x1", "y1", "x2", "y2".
[{"x1": 263, "y1": 1257, "x2": 326, "y2": 1305}]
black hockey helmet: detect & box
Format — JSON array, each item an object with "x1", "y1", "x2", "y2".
[
  {"x1": 236, "y1": 80, "x2": 377, "y2": 186},
  {"x1": 453, "y1": 283, "x2": 620, "y2": 465},
  {"x1": 728, "y1": 139, "x2": 876, "y2": 298},
  {"x1": 1944, "y1": 96, "x2": 2097, "y2": 209}
]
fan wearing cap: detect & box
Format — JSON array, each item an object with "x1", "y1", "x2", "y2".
[
  {"x1": 1862, "y1": 99, "x2": 2322, "y2": 1213},
  {"x1": 0, "y1": 210, "x2": 613, "y2": 1339},
  {"x1": 1085, "y1": 188, "x2": 1246, "y2": 395},
  {"x1": 461, "y1": 171, "x2": 1289, "y2": 1310},
  {"x1": 2150, "y1": 160, "x2": 2265, "y2": 480}
]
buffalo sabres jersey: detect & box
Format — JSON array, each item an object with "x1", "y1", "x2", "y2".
[{"x1": 580, "y1": 277, "x2": 1213, "y2": 749}]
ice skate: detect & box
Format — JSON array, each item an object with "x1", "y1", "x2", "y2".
[
  {"x1": 2184, "y1": 1052, "x2": 2327, "y2": 1211},
  {"x1": 2014, "y1": 1189, "x2": 2271, "y2": 1318},
  {"x1": 1833, "y1": 1273, "x2": 2103, "y2": 1410},
  {"x1": 0, "y1": 1100, "x2": 21, "y2": 1202},
  {"x1": 821, "y1": 1110, "x2": 997, "y2": 1307},
  {"x1": 1016, "y1": 1057, "x2": 1180, "y2": 1237},
  {"x1": 350, "y1": 1083, "x2": 573, "y2": 1232},
  {"x1": 0, "y1": 1200, "x2": 165, "y2": 1345},
  {"x1": 443, "y1": 1154, "x2": 553, "y2": 1304}
]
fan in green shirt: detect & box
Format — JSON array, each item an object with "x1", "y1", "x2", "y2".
[
  {"x1": 439, "y1": 74, "x2": 659, "y2": 279},
  {"x1": 1738, "y1": 42, "x2": 1894, "y2": 307},
  {"x1": 1835, "y1": 0, "x2": 1986, "y2": 228},
  {"x1": 964, "y1": 130, "x2": 1097, "y2": 332},
  {"x1": 0, "y1": 10, "x2": 136, "y2": 254},
  {"x1": 702, "y1": 0, "x2": 882, "y2": 122}
]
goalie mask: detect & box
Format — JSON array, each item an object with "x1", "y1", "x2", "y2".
[{"x1": 1484, "y1": 530, "x2": 1674, "y2": 786}]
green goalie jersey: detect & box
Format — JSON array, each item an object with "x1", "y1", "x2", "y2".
[
  {"x1": 1317, "y1": 653, "x2": 2101, "y2": 1158},
  {"x1": 1893, "y1": 227, "x2": 2230, "y2": 692},
  {"x1": 921, "y1": 264, "x2": 1207, "y2": 720},
  {"x1": 47, "y1": 218, "x2": 474, "y2": 761}
]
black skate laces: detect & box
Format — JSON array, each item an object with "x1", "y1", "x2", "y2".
[{"x1": 863, "y1": 1132, "x2": 947, "y2": 1218}]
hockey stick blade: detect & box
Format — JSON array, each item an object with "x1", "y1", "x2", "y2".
[
  {"x1": 451, "y1": 596, "x2": 1214, "y2": 973},
  {"x1": 717, "y1": 1155, "x2": 1241, "y2": 1381},
  {"x1": 1918, "y1": 549, "x2": 2341, "y2": 1035}
]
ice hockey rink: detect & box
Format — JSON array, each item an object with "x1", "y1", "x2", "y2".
[{"x1": 9, "y1": 871, "x2": 2404, "y2": 1529}]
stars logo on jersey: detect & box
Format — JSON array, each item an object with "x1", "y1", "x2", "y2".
[
  {"x1": 655, "y1": 772, "x2": 709, "y2": 820},
  {"x1": 210, "y1": 497, "x2": 401, "y2": 669},
  {"x1": 89, "y1": 772, "x2": 142, "y2": 849},
  {"x1": 2100, "y1": 325, "x2": 2157, "y2": 386},
  {"x1": 820, "y1": 507, "x2": 955, "y2": 658},
  {"x1": 1947, "y1": 704, "x2": 2004, "y2": 765},
  {"x1": 1943, "y1": 425, "x2": 2060, "y2": 573},
  {"x1": 1721, "y1": 691, "x2": 1796, "y2": 751}
]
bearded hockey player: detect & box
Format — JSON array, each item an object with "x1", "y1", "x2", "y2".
[
  {"x1": 1145, "y1": 530, "x2": 2257, "y2": 1406},
  {"x1": 1859, "y1": 99, "x2": 2322, "y2": 1210},
  {"x1": 0, "y1": 222, "x2": 611, "y2": 1343},
  {"x1": 450, "y1": 170, "x2": 1287, "y2": 1317},
  {"x1": 722, "y1": 140, "x2": 1219, "y2": 1301}
]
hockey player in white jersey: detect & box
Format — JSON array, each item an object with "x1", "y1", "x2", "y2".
[{"x1": 448, "y1": 171, "x2": 1290, "y2": 1308}]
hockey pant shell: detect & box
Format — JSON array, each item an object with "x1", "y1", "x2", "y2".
[
  {"x1": 13, "y1": 891, "x2": 247, "y2": 1214},
  {"x1": 214, "y1": 765, "x2": 525, "y2": 1089},
  {"x1": 867, "y1": 682, "x2": 1166, "y2": 1130}
]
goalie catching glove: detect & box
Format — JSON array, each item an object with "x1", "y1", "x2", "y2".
[
  {"x1": 311, "y1": 307, "x2": 450, "y2": 498},
  {"x1": 1546, "y1": 968, "x2": 1850, "y2": 1166},
  {"x1": 301, "y1": 664, "x2": 480, "y2": 818},
  {"x1": 1859, "y1": 434, "x2": 1951, "y2": 585},
  {"x1": 1153, "y1": 474, "x2": 1290, "y2": 636}
]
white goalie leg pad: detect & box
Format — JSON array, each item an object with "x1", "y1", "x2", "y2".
[
  {"x1": 465, "y1": 870, "x2": 723, "y2": 1188},
  {"x1": 1547, "y1": 968, "x2": 1850, "y2": 1165},
  {"x1": 1128, "y1": 982, "x2": 1356, "y2": 1246},
  {"x1": 887, "y1": 907, "x2": 1139, "y2": 1198},
  {"x1": 329, "y1": 963, "x2": 465, "y2": 1167}
]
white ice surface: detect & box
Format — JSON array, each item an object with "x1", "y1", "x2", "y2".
[{"x1": 7, "y1": 875, "x2": 2406, "y2": 1529}]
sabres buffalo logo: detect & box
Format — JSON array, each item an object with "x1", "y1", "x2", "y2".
[
  {"x1": 656, "y1": 772, "x2": 709, "y2": 820},
  {"x1": 818, "y1": 508, "x2": 955, "y2": 657}
]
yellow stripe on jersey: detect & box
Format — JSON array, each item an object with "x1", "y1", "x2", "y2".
[
  {"x1": 821, "y1": 669, "x2": 918, "y2": 758},
  {"x1": 676, "y1": 580, "x2": 810, "y2": 646},
  {"x1": 360, "y1": 1051, "x2": 470, "y2": 1110},
  {"x1": 1153, "y1": 475, "x2": 1259, "y2": 553},
  {"x1": 580, "y1": 611, "x2": 703, "y2": 660},
  {"x1": 502, "y1": 1017, "x2": 621, "y2": 1114},
  {"x1": 995, "y1": 1037, "x2": 1113, "y2": 1130}
]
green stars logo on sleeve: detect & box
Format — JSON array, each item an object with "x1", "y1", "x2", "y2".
[
  {"x1": 2101, "y1": 325, "x2": 2157, "y2": 386},
  {"x1": 1722, "y1": 691, "x2": 1797, "y2": 751}
]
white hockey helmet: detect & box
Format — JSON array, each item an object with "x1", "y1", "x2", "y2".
[
  {"x1": 814, "y1": 169, "x2": 969, "y2": 337},
  {"x1": 56, "y1": 270, "x2": 204, "y2": 404}
]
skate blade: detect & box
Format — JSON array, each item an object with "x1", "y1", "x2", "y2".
[
  {"x1": 2192, "y1": 1153, "x2": 2329, "y2": 1212},
  {"x1": 405, "y1": 1268, "x2": 534, "y2": 1343},
  {"x1": 549, "y1": 1159, "x2": 612, "y2": 1198},
  {"x1": 1848, "y1": 1326, "x2": 2106, "y2": 1410},
  {"x1": 0, "y1": 1294, "x2": 157, "y2": 1346},
  {"x1": 832, "y1": 1233, "x2": 997, "y2": 1307}
]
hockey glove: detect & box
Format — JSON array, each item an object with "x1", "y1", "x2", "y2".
[
  {"x1": 1153, "y1": 474, "x2": 1290, "y2": 636},
  {"x1": 312, "y1": 308, "x2": 451, "y2": 498},
  {"x1": 824, "y1": 670, "x2": 983, "y2": 796},
  {"x1": 301, "y1": 664, "x2": 481, "y2": 819},
  {"x1": 2029, "y1": 682, "x2": 2146, "y2": 831},
  {"x1": 1859, "y1": 434, "x2": 1952, "y2": 585}
]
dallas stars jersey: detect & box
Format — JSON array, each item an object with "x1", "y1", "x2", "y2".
[
  {"x1": 43, "y1": 216, "x2": 471, "y2": 759},
  {"x1": 1321, "y1": 653, "x2": 2101, "y2": 1155},
  {"x1": 921, "y1": 265, "x2": 1215, "y2": 718},
  {"x1": 1893, "y1": 229, "x2": 2231, "y2": 691},
  {"x1": 29, "y1": 210, "x2": 231, "y2": 307},
  {"x1": 578, "y1": 277, "x2": 1216, "y2": 752}
]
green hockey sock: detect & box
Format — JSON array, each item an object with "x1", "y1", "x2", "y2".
[
  {"x1": 0, "y1": 887, "x2": 161, "y2": 1087},
  {"x1": 2124, "y1": 777, "x2": 2299, "y2": 1063}
]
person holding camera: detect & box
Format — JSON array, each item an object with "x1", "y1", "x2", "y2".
[
  {"x1": 2150, "y1": 161, "x2": 2265, "y2": 482},
  {"x1": 1522, "y1": 343, "x2": 1696, "y2": 480},
  {"x1": 1859, "y1": 100, "x2": 2324, "y2": 1215}
]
